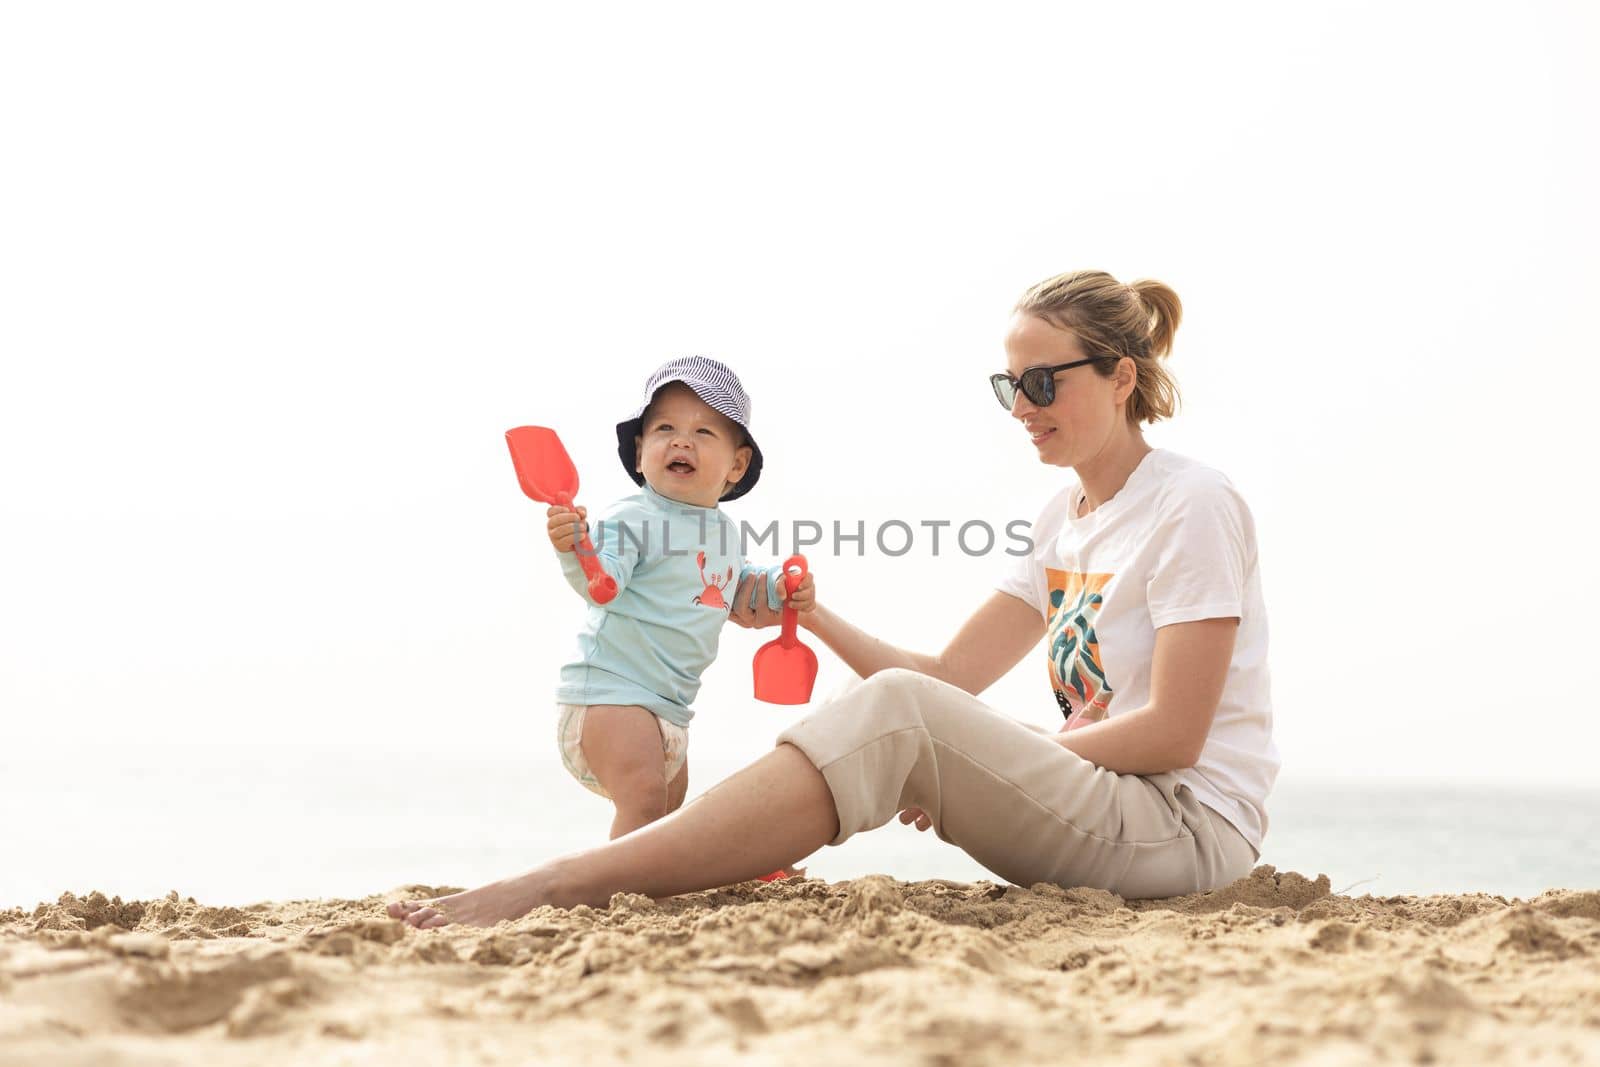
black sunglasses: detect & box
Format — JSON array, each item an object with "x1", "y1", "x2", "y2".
[{"x1": 989, "y1": 357, "x2": 1105, "y2": 410}]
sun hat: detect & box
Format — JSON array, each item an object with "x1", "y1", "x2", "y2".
[{"x1": 615, "y1": 356, "x2": 763, "y2": 501}]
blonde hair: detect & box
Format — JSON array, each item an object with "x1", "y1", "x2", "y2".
[{"x1": 1014, "y1": 270, "x2": 1183, "y2": 424}]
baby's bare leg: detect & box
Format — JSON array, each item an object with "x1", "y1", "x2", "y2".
[
  {"x1": 582, "y1": 704, "x2": 671, "y2": 839},
  {"x1": 666, "y1": 761, "x2": 688, "y2": 814}
]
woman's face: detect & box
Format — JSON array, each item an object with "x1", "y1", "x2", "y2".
[{"x1": 1001, "y1": 312, "x2": 1133, "y2": 468}]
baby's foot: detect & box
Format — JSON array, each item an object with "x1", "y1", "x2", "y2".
[{"x1": 386, "y1": 872, "x2": 556, "y2": 929}]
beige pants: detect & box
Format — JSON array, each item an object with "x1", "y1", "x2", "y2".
[{"x1": 776, "y1": 669, "x2": 1256, "y2": 899}]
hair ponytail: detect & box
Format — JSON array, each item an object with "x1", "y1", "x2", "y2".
[{"x1": 1128, "y1": 279, "x2": 1182, "y2": 361}]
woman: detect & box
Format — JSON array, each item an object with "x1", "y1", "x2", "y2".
[{"x1": 390, "y1": 270, "x2": 1279, "y2": 928}]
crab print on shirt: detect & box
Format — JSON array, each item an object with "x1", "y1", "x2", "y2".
[
  {"x1": 692, "y1": 550, "x2": 733, "y2": 610},
  {"x1": 1044, "y1": 567, "x2": 1115, "y2": 729}
]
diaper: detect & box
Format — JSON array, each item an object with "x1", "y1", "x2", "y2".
[{"x1": 556, "y1": 703, "x2": 689, "y2": 799}]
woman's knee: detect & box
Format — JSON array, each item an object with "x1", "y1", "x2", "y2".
[
  {"x1": 778, "y1": 667, "x2": 953, "y2": 798},
  {"x1": 831, "y1": 668, "x2": 938, "y2": 733},
  {"x1": 858, "y1": 668, "x2": 986, "y2": 733},
  {"x1": 857, "y1": 667, "x2": 945, "y2": 705}
]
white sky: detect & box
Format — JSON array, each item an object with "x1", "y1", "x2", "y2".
[{"x1": 3, "y1": 1, "x2": 1598, "y2": 787}]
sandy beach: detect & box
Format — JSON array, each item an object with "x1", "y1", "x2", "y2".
[{"x1": 2, "y1": 866, "x2": 1597, "y2": 1066}]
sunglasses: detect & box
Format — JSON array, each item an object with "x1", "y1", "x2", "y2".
[{"x1": 989, "y1": 357, "x2": 1105, "y2": 410}]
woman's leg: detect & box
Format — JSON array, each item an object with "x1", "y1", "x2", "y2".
[
  {"x1": 777, "y1": 669, "x2": 1244, "y2": 898},
  {"x1": 389, "y1": 743, "x2": 836, "y2": 927},
  {"x1": 390, "y1": 668, "x2": 1240, "y2": 928}
]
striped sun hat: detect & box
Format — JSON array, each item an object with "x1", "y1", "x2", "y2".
[{"x1": 615, "y1": 356, "x2": 763, "y2": 501}]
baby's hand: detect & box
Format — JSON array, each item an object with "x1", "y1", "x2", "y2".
[
  {"x1": 780, "y1": 570, "x2": 817, "y2": 614},
  {"x1": 728, "y1": 567, "x2": 818, "y2": 629},
  {"x1": 546, "y1": 504, "x2": 589, "y2": 554}
]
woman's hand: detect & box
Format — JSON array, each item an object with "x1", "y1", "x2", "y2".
[
  {"x1": 898, "y1": 807, "x2": 932, "y2": 832},
  {"x1": 1051, "y1": 617, "x2": 1238, "y2": 774},
  {"x1": 728, "y1": 569, "x2": 816, "y2": 629}
]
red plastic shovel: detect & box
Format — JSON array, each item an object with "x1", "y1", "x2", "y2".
[
  {"x1": 505, "y1": 426, "x2": 618, "y2": 605},
  {"x1": 753, "y1": 555, "x2": 817, "y2": 704}
]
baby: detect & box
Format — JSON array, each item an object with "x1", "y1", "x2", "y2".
[{"x1": 547, "y1": 356, "x2": 815, "y2": 839}]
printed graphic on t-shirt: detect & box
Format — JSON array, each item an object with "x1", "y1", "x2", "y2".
[
  {"x1": 1044, "y1": 568, "x2": 1115, "y2": 728},
  {"x1": 691, "y1": 550, "x2": 733, "y2": 610}
]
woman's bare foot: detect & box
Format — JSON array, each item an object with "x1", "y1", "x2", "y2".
[
  {"x1": 388, "y1": 859, "x2": 808, "y2": 927},
  {"x1": 387, "y1": 869, "x2": 566, "y2": 929}
]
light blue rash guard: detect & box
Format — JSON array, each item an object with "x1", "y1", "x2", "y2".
[{"x1": 555, "y1": 484, "x2": 783, "y2": 727}]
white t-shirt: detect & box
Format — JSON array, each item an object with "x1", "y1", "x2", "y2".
[{"x1": 996, "y1": 449, "x2": 1279, "y2": 853}]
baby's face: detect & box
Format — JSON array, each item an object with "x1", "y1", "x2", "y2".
[{"x1": 634, "y1": 383, "x2": 752, "y2": 507}]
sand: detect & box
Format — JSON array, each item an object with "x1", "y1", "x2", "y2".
[{"x1": 2, "y1": 866, "x2": 1597, "y2": 1066}]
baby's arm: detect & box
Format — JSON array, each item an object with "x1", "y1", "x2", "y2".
[{"x1": 548, "y1": 501, "x2": 645, "y2": 602}]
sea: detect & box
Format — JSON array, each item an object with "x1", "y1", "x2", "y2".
[{"x1": 2, "y1": 746, "x2": 1596, "y2": 909}]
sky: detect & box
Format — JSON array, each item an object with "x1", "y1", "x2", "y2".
[{"x1": 3, "y1": 0, "x2": 1598, "y2": 792}]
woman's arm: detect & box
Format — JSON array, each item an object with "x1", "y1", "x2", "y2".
[
  {"x1": 1054, "y1": 617, "x2": 1238, "y2": 774},
  {"x1": 730, "y1": 577, "x2": 1043, "y2": 696}
]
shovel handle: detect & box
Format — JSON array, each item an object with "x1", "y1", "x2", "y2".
[
  {"x1": 778, "y1": 554, "x2": 807, "y2": 649},
  {"x1": 558, "y1": 492, "x2": 618, "y2": 604}
]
